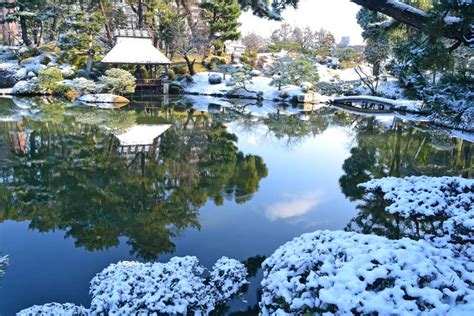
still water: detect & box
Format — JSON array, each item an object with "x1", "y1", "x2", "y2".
[{"x1": 0, "y1": 96, "x2": 472, "y2": 314}]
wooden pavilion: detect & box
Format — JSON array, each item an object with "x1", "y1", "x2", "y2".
[{"x1": 102, "y1": 29, "x2": 172, "y2": 94}]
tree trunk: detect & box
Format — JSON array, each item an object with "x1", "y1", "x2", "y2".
[
  {"x1": 18, "y1": 4, "x2": 31, "y2": 46},
  {"x1": 50, "y1": 14, "x2": 57, "y2": 41},
  {"x1": 351, "y1": 0, "x2": 472, "y2": 45},
  {"x1": 184, "y1": 55, "x2": 196, "y2": 75},
  {"x1": 137, "y1": 0, "x2": 144, "y2": 29},
  {"x1": 99, "y1": 0, "x2": 113, "y2": 46}
]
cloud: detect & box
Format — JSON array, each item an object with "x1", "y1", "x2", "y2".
[{"x1": 265, "y1": 192, "x2": 321, "y2": 220}]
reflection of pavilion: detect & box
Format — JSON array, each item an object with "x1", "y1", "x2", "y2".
[{"x1": 114, "y1": 124, "x2": 171, "y2": 160}]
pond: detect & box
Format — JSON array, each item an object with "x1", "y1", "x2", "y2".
[{"x1": 0, "y1": 96, "x2": 472, "y2": 314}]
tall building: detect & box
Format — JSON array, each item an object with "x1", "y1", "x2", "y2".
[{"x1": 339, "y1": 36, "x2": 350, "y2": 48}]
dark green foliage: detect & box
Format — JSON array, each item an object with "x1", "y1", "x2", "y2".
[{"x1": 200, "y1": 0, "x2": 242, "y2": 55}]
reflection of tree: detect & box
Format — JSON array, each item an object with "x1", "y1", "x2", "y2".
[
  {"x1": 0, "y1": 115, "x2": 268, "y2": 260},
  {"x1": 263, "y1": 109, "x2": 332, "y2": 148},
  {"x1": 341, "y1": 117, "x2": 473, "y2": 239},
  {"x1": 340, "y1": 117, "x2": 473, "y2": 201}
]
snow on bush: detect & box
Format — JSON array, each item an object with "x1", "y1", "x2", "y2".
[
  {"x1": 70, "y1": 78, "x2": 102, "y2": 95},
  {"x1": 260, "y1": 230, "x2": 474, "y2": 315},
  {"x1": 100, "y1": 68, "x2": 136, "y2": 94},
  {"x1": 359, "y1": 176, "x2": 473, "y2": 250},
  {"x1": 17, "y1": 303, "x2": 88, "y2": 316},
  {"x1": 360, "y1": 176, "x2": 473, "y2": 218},
  {"x1": 89, "y1": 256, "x2": 247, "y2": 315},
  {"x1": 209, "y1": 256, "x2": 248, "y2": 303}
]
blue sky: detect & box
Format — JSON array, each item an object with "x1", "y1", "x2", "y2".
[{"x1": 239, "y1": 0, "x2": 364, "y2": 45}]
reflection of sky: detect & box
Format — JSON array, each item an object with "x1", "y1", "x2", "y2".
[
  {"x1": 0, "y1": 116, "x2": 359, "y2": 314},
  {"x1": 265, "y1": 192, "x2": 322, "y2": 220}
]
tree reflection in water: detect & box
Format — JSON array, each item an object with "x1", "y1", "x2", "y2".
[
  {"x1": 338, "y1": 114, "x2": 473, "y2": 240},
  {"x1": 0, "y1": 104, "x2": 268, "y2": 260}
]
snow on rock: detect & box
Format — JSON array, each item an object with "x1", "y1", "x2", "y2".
[
  {"x1": 89, "y1": 256, "x2": 247, "y2": 315},
  {"x1": 17, "y1": 303, "x2": 88, "y2": 316},
  {"x1": 11, "y1": 80, "x2": 43, "y2": 95},
  {"x1": 208, "y1": 73, "x2": 223, "y2": 84},
  {"x1": 260, "y1": 230, "x2": 474, "y2": 315},
  {"x1": 0, "y1": 61, "x2": 21, "y2": 88},
  {"x1": 77, "y1": 94, "x2": 129, "y2": 104}
]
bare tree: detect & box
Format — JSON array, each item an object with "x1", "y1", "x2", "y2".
[
  {"x1": 242, "y1": 32, "x2": 266, "y2": 52},
  {"x1": 170, "y1": 22, "x2": 208, "y2": 75},
  {"x1": 355, "y1": 66, "x2": 380, "y2": 96}
]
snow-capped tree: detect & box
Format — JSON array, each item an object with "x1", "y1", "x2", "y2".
[{"x1": 270, "y1": 56, "x2": 319, "y2": 90}]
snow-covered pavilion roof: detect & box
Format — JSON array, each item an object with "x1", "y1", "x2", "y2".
[
  {"x1": 115, "y1": 124, "x2": 171, "y2": 146},
  {"x1": 102, "y1": 31, "x2": 171, "y2": 65}
]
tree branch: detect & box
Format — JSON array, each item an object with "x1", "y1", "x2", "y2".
[{"x1": 351, "y1": 0, "x2": 472, "y2": 45}]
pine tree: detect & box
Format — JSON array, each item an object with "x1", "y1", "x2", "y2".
[{"x1": 200, "y1": 0, "x2": 241, "y2": 56}]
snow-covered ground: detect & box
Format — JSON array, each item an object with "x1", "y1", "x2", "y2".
[{"x1": 181, "y1": 71, "x2": 309, "y2": 103}]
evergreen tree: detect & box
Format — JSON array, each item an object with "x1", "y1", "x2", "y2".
[{"x1": 200, "y1": 0, "x2": 241, "y2": 55}]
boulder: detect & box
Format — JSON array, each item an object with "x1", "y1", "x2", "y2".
[
  {"x1": 300, "y1": 81, "x2": 314, "y2": 92},
  {"x1": 77, "y1": 94, "x2": 130, "y2": 104},
  {"x1": 0, "y1": 62, "x2": 21, "y2": 88},
  {"x1": 20, "y1": 57, "x2": 47, "y2": 74},
  {"x1": 208, "y1": 74, "x2": 222, "y2": 85},
  {"x1": 296, "y1": 92, "x2": 320, "y2": 104},
  {"x1": 250, "y1": 69, "x2": 262, "y2": 77},
  {"x1": 168, "y1": 82, "x2": 182, "y2": 94},
  {"x1": 11, "y1": 80, "x2": 42, "y2": 95}
]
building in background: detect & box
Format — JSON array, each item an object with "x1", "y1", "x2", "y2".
[
  {"x1": 1, "y1": 0, "x2": 17, "y2": 45},
  {"x1": 339, "y1": 36, "x2": 350, "y2": 48}
]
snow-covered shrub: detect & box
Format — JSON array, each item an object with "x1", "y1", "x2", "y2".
[
  {"x1": 227, "y1": 70, "x2": 254, "y2": 93},
  {"x1": 260, "y1": 230, "x2": 474, "y2": 315},
  {"x1": 71, "y1": 78, "x2": 102, "y2": 95},
  {"x1": 359, "y1": 176, "x2": 473, "y2": 248},
  {"x1": 209, "y1": 257, "x2": 248, "y2": 303},
  {"x1": 270, "y1": 56, "x2": 319, "y2": 90},
  {"x1": 38, "y1": 67, "x2": 63, "y2": 90},
  {"x1": 89, "y1": 256, "x2": 247, "y2": 315},
  {"x1": 17, "y1": 303, "x2": 88, "y2": 316},
  {"x1": 100, "y1": 68, "x2": 136, "y2": 94}
]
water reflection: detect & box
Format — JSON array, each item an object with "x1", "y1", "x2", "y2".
[
  {"x1": 339, "y1": 114, "x2": 472, "y2": 240},
  {"x1": 0, "y1": 102, "x2": 268, "y2": 260},
  {"x1": 0, "y1": 96, "x2": 473, "y2": 313}
]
